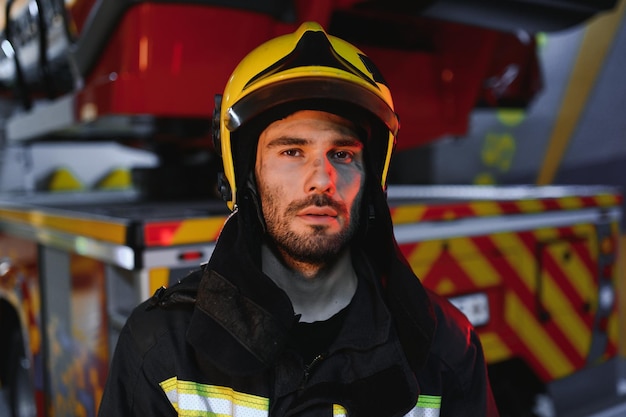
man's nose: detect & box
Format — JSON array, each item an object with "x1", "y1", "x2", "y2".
[{"x1": 306, "y1": 157, "x2": 335, "y2": 194}]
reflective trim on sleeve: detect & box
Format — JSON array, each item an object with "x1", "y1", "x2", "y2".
[
  {"x1": 159, "y1": 377, "x2": 269, "y2": 416},
  {"x1": 334, "y1": 404, "x2": 348, "y2": 416},
  {"x1": 404, "y1": 395, "x2": 442, "y2": 417},
  {"x1": 160, "y1": 377, "x2": 441, "y2": 417}
]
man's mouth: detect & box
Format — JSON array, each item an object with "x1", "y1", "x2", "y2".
[{"x1": 298, "y1": 206, "x2": 338, "y2": 217}]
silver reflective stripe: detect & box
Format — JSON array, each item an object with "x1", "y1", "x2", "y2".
[
  {"x1": 404, "y1": 395, "x2": 442, "y2": 417},
  {"x1": 160, "y1": 377, "x2": 441, "y2": 417},
  {"x1": 160, "y1": 377, "x2": 269, "y2": 416}
]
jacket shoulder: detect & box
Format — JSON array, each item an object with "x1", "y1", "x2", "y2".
[
  {"x1": 426, "y1": 289, "x2": 478, "y2": 366},
  {"x1": 124, "y1": 267, "x2": 203, "y2": 355},
  {"x1": 99, "y1": 268, "x2": 205, "y2": 415},
  {"x1": 424, "y1": 289, "x2": 499, "y2": 415}
]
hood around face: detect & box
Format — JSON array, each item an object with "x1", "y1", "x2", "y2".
[{"x1": 201, "y1": 178, "x2": 436, "y2": 374}]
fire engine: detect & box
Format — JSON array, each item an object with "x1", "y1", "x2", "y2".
[{"x1": 0, "y1": 1, "x2": 622, "y2": 416}]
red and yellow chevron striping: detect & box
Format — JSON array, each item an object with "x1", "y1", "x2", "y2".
[
  {"x1": 399, "y1": 221, "x2": 617, "y2": 383},
  {"x1": 144, "y1": 217, "x2": 227, "y2": 247},
  {"x1": 390, "y1": 193, "x2": 622, "y2": 224}
]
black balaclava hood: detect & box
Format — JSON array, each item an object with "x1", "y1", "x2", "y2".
[{"x1": 228, "y1": 102, "x2": 436, "y2": 373}]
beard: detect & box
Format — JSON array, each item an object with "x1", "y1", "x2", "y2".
[{"x1": 260, "y1": 189, "x2": 362, "y2": 266}]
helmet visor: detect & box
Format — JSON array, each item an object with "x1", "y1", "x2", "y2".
[{"x1": 225, "y1": 77, "x2": 398, "y2": 137}]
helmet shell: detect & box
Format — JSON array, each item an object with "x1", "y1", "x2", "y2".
[{"x1": 218, "y1": 22, "x2": 398, "y2": 210}]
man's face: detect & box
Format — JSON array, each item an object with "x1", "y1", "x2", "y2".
[{"x1": 255, "y1": 110, "x2": 365, "y2": 266}]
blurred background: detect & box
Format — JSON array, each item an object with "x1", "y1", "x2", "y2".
[{"x1": 0, "y1": 1, "x2": 624, "y2": 417}]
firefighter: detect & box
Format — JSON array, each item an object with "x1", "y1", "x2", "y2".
[{"x1": 98, "y1": 22, "x2": 499, "y2": 416}]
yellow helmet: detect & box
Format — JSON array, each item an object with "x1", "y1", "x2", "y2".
[{"x1": 215, "y1": 22, "x2": 399, "y2": 210}]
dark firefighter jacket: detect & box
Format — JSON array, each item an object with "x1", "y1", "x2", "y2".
[{"x1": 98, "y1": 192, "x2": 499, "y2": 416}]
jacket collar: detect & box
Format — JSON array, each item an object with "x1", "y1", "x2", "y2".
[
  {"x1": 187, "y1": 214, "x2": 295, "y2": 374},
  {"x1": 187, "y1": 209, "x2": 435, "y2": 375}
]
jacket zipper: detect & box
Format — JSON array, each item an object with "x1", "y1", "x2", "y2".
[{"x1": 302, "y1": 354, "x2": 325, "y2": 385}]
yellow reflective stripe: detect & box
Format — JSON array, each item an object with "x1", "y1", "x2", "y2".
[
  {"x1": 333, "y1": 404, "x2": 347, "y2": 417},
  {"x1": 403, "y1": 395, "x2": 441, "y2": 417},
  {"x1": 417, "y1": 395, "x2": 441, "y2": 409},
  {"x1": 159, "y1": 377, "x2": 268, "y2": 417}
]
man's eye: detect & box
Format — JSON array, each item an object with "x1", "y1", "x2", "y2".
[
  {"x1": 332, "y1": 150, "x2": 353, "y2": 162},
  {"x1": 282, "y1": 149, "x2": 301, "y2": 157}
]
